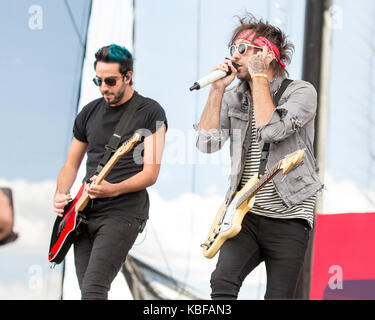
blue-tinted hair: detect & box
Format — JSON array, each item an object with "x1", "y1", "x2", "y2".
[{"x1": 108, "y1": 44, "x2": 133, "y2": 61}]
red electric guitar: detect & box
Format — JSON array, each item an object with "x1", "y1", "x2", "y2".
[{"x1": 48, "y1": 132, "x2": 141, "y2": 266}]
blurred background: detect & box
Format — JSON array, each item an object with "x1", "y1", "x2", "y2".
[{"x1": 0, "y1": 0, "x2": 374, "y2": 300}]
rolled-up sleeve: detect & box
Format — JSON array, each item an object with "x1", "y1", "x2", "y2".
[
  {"x1": 194, "y1": 99, "x2": 230, "y2": 154},
  {"x1": 256, "y1": 80, "x2": 317, "y2": 143}
]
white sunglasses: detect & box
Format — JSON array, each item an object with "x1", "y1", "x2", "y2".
[{"x1": 229, "y1": 43, "x2": 262, "y2": 57}]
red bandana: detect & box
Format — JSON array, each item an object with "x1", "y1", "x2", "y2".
[{"x1": 236, "y1": 30, "x2": 286, "y2": 69}]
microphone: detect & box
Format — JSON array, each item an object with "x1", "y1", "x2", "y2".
[{"x1": 189, "y1": 61, "x2": 238, "y2": 91}]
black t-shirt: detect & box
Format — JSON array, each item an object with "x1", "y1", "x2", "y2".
[{"x1": 73, "y1": 91, "x2": 167, "y2": 220}]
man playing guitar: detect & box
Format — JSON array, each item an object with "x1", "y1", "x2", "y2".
[{"x1": 53, "y1": 44, "x2": 167, "y2": 300}]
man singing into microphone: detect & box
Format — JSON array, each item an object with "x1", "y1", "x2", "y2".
[{"x1": 194, "y1": 13, "x2": 323, "y2": 299}]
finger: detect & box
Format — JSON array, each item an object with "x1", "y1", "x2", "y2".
[
  {"x1": 54, "y1": 200, "x2": 68, "y2": 208},
  {"x1": 86, "y1": 183, "x2": 92, "y2": 192},
  {"x1": 87, "y1": 185, "x2": 99, "y2": 197},
  {"x1": 227, "y1": 60, "x2": 238, "y2": 74},
  {"x1": 54, "y1": 195, "x2": 67, "y2": 202},
  {"x1": 54, "y1": 208, "x2": 64, "y2": 216},
  {"x1": 255, "y1": 51, "x2": 264, "y2": 59},
  {"x1": 214, "y1": 61, "x2": 230, "y2": 73},
  {"x1": 223, "y1": 60, "x2": 232, "y2": 71},
  {"x1": 212, "y1": 65, "x2": 228, "y2": 73},
  {"x1": 55, "y1": 195, "x2": 71, "y2": 205},
  {"x1": 262, "y1": 46, "x2": 268, "y2": 56},
  {"x1": 88, "y1": 192, "x2": 97, "y2": 199},
  {"x1": 54, "y1": 205, "x2": 66, "y2": 212},
  {"x1": 88, "y1": 183, "x2": 100, "y2": 192}
]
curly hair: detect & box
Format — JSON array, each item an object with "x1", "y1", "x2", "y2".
[{"x1": 229, "y1": 13, "x2": 294, "y2": 77}]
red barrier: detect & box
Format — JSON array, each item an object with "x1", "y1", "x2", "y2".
[{"x1": 310, "y1": 212, "x2": 375, "y2": 300}]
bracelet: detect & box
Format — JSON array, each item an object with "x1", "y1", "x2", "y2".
[{"x1": 251, "y1": 73, "x2": 268, "y2": 79}]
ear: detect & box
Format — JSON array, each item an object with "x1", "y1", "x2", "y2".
[
  {"x1": 267, "y1": 50, "x2": 276, "y2": 64},
  {"x1": 125, "y1": 71, "x2": 133, "y2": 83}
]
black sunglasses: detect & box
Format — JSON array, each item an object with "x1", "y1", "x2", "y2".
[{"x1": 93, "y1": 75, "x2": 124, "y2": 87}]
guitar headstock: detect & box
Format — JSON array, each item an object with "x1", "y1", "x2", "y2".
[
  {"x1": 117, "y1": 132, "x2": 141, "y2": 156},
  {"x1": 280, "y1": 149, "x2": 304, "y2": 175}
]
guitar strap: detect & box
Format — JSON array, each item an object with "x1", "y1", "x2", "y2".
[
  {"x1": 94, "y1": 91, "x2": 142, "y2": 175},
  {"x1": 258, "y1": 78, "x2": 293, "y2": 177}
]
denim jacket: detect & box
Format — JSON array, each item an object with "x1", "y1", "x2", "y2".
[{"x1": 194, "y1": 76, "x2": 323, "y2": 207}]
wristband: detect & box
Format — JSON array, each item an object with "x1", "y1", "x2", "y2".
[{"x1": 251, "y1": 73, "x2": 268, "y2": 79}]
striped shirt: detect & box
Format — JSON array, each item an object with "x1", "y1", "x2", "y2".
[{"x1": 240, "y1": 108, "x2": 316, "y2": 229}]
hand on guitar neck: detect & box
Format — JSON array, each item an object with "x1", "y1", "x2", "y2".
[{"x1": 85, "y1": 175, "x2": 119, "y2": 199}]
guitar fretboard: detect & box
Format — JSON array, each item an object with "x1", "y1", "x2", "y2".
[{"x1": 234, "y1": 161, "x2": 281, "y2": 209}]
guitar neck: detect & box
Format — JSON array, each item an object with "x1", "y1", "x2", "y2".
[
  {"x1": 235, "y1": 161, "x2": 282, "y2": 209},
  {"x1": 95, "y1": 151, "x2": 123, "y2": 185}
]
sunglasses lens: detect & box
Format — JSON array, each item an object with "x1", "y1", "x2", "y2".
[
  {"x1": 238, "y1": 44, "x2": 246, "y2": 55},
  {"x1": 229, "y1": 45, "x2": 236, "y2": 57},
  {"x1": 104, "y1": 78, "x2": 117, "y2": 86},
  {"x1": 93, "y1": 78, "x2": 101, "y2": 86}
]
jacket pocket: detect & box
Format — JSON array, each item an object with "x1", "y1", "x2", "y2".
[{"x1": 289, "y1": 173, "x2": 316, "y2": 193}]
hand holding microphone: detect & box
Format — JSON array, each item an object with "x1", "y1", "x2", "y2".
[{"x1": 190, "y1": 59, "x2": 238, "y2": 91}]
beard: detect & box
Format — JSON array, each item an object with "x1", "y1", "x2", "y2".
[{"x1": 102, "y1": 85, "x2": 126, "y2": 106}]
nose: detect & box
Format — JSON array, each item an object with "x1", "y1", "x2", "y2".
[
  {"x1": 232, "y1": 50, "x2": 241, "y2": 61},
  {"x1": 100, "y1": 84, "x2": 111, "y2": 94},
  {"x1": 231, "y1": 47, "x2": 241, "y2": 60},
  {"x1": 100, "y1": 82, "x2": 112, "y2": 90}
]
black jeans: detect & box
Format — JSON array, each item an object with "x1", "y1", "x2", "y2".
[
  {"x1": 210, "y1": 213, "x2": 311, "y2": 300},
  {"x1": 73, "y1": 214, "x2": 144, "y2": 300}
]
